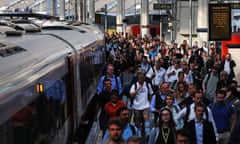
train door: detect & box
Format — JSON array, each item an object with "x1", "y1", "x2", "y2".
[{"x1": 66, "y1": 54, "x2": 76, "y2": 141}]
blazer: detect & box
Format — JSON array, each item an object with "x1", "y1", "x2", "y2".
[
  {"x1": 219, "y1": 60, "x2": 236, "y2": 79},
  {"x1": 184, "y1": 119, "x2": 216, "y2": 144}
]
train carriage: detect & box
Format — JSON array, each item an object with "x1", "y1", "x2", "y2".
[{"x1": 0, "y1": 23, "x2": 104, "y2": 144}]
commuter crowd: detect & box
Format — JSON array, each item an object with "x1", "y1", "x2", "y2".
[{"x1": 95, "y1": 32, "x2": 240, "y2": 144}]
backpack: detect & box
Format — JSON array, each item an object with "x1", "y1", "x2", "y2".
[
  {"x1": 204, "y1": 72, "x2": 211, "y2": 87},
  {"x1": 210, "y1": 101, "x2": 231, "y2": 117},
  {"x1": 154, "y1": 92, "x2": 165, "y2": 110},
  {"x1": 129, "y1": 124, "x2": 136, "y2": 135},
  {"x1": 173, "y1": 105, "x2": 180, "y2": 113},
  {"x1": 145, "y1": 64, "x2": 154, "y2": 74},
  {"x1": 120, "y1": 72, "x2": 134, "y2": 97}
]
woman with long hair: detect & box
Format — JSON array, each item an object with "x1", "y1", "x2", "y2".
[
  {"x1": 164, "y1": 93, "x2": 183, "y2": 130},
  {"x1": 148, "y1": 108, "x2": 176, "y2": 144},
  {"x1": 174, "y1": 82, "x2": 187, "y2": 109}
]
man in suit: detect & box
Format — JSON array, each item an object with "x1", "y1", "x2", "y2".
[{"x1": 184, "y1": 103, "x2": 216, "y2": 144}]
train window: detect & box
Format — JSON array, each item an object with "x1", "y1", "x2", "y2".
[{"x1": 0, "y1": 78, "x2": 70, "y2": 144}]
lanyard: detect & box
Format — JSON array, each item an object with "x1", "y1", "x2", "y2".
[{"x1": 161, "y1": 128, "x2": 170, "y2": 144}]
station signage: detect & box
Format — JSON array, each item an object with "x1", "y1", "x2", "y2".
[
  {"x1": 153, "y1": 4, "x2": 172, "y2": 10},
  {"x1": 208, "y1": 4, "x2": 231, "y2": 41},
  {"x1": 231, "y1": 3, "x2": 240, "y2": 9}
]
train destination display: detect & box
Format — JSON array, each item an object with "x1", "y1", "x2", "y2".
[{"x1": 209, "y1": 4, "x2": 231, "y2": 41}]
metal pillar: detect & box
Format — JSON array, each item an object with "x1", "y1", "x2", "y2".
[
  {"x1": 76, "y1": 0, "x2": 81, "y2": 21},
  {"x1": 189, "y1": 0, "x2": 192, "y2": 47},
  {"x1": 104, "y1": 4, "x2": 108, "y2": 33},
  {"x1": 82, "y1": 0, "x2": 86, "y2": 23},
  {"x1": 59, "y1": 0, "x2": 65, "y2": 20},
  {"x1": 46, "y1": 0, "x2": 52, "y2": 15},
  {"x1": 116, "y1": 0, "x2": 125, "y2": 34},
  {"x1": 141, "y1": 0, "x2": 149, "y2": 37},
  {"x1": 197, "y1": 0, "x2": 208, "y2": 42},
  {"x1": 88, "y1": 0, "x2": 95, "y2": 23}
]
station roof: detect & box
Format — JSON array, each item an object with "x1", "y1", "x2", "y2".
[{"x1": 0, "y1": 0, "x2": 170, "y2": 15}]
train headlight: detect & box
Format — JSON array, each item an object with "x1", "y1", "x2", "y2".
[{"x1": 36, "y1": 83, "x2": 44, "y2": 93}]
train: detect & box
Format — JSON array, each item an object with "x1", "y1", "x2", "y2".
[{"x1": 0, "y1": 19, "x2": 105, "y2": 144}]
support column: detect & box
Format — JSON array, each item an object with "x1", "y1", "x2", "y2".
[
  {"x1": 197, "y1": 0, "x2": 208, "y2": 42},
  {"x1": 141, "y1": 0, "x2": 149, "y2": 37},
  {"x1": 82, "y1": 0, "x2": 87, "y2": 23},
  {"x1": 46, "y1": 0, "x2": 52, "y2": 15},
  {"x1": 189, "y1": 0, "x2": 192, "y2": 47},
  {"x1": 76, "y1": 0, "x2": 82, "y2": 21},
  {"x1": 116, "y1": 0, "x2": 125, "y2": 34},
  {"x1": 59, "y1": 0, "x2": 65, "y2": 20},
  {"x1": 52, "y1": 0, "x2": 57, "y2": 17},
  {"x1": 88, "y1": 0, "x2": 95, "y2": 23}
]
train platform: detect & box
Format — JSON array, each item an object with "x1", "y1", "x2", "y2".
[{"x1": 85, "y1": 111, "x2": 103, "y2": 144}]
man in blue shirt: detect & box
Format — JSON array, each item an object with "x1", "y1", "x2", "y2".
[
  {"x1": 97, "y1": 64, "x2": 122, "y2": 95},
  {"x1": 103, "y1": 106, "x2": 138, "y2": 142},
  {"x1": 209, "y1": 90, "x2": 236, "y2": 144}
]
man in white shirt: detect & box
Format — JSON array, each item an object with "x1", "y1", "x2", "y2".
[
  {"x1": 201, "y1": 41, "x2": 209, "y2": 55},
  {"x1": 140, "y1": 56, "x2": 154, "y2": 79},
  {"x1": 151, "y1": 60, "x2": 166, "y2": 92},
  {"x1": 165, "y1": 60, "x2": 182, "y2": 84},
  {"x1": 130, "y1": 73, "x2": 154, "y2": 137}
]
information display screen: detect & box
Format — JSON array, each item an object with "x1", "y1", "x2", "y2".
[{"x1": 209, "y1": 4, "x2": 231, "y2": 41}]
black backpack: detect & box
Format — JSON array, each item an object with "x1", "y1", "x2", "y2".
[
  {"x1": 154, "y1": 92, "x2": 166, "y2": 110},
  {"x1": 129, "y1": 124, "x2": 136, "y2": 135}
]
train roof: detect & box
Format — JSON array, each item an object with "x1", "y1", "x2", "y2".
[
  {"x1": 41, "y1": 23, "x2": 104, "y2": 49},
  {"x1": 0, "y1": 12, "x2": 57, "y2": 20},
  {"x1": 0, "y1": 33, "x2": 71, "y2": 90},
  {"x1": 0, "y1": 24, "x2": 104, "y2": 94}
]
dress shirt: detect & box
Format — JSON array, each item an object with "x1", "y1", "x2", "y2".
[{"x1": 195, "y1": 119, "x2": 203, "y2": 144}]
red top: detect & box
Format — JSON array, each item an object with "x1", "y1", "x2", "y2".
[{"x1": 104, "y1": 101, "x2": 126, "y2": 119}]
